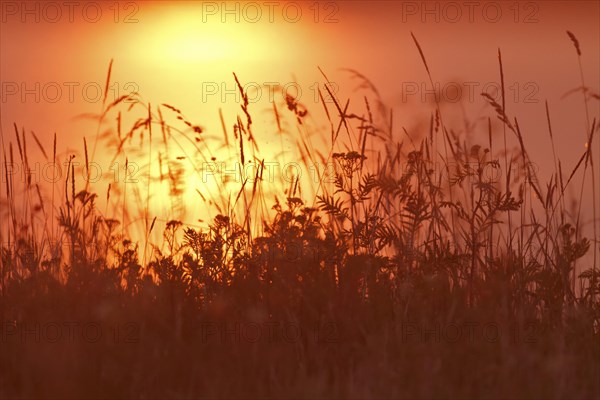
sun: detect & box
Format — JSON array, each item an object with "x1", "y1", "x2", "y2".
[{"x1": 131, "y1": 6, "x2": 271, "y2": 64}]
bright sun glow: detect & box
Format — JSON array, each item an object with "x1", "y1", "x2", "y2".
[{"x1": 137, "y1": 9, "x2": 271, "y2": 64}]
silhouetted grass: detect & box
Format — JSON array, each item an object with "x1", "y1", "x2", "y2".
[{"x1": 0, "y1": 32, "x2": 599, "y2": 399}]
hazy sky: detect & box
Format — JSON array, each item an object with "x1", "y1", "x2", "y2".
[{"x1": 2, "y1": 1, "x2": 598, "y2": 133}]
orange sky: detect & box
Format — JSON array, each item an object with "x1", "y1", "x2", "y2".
[{"x1": 1, "y1": 0, "x2": 599, "y2": 245}]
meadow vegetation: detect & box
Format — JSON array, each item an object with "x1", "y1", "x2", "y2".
[{"x1": 1, "y1": 33, "x2": 599, "y2": 399}]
